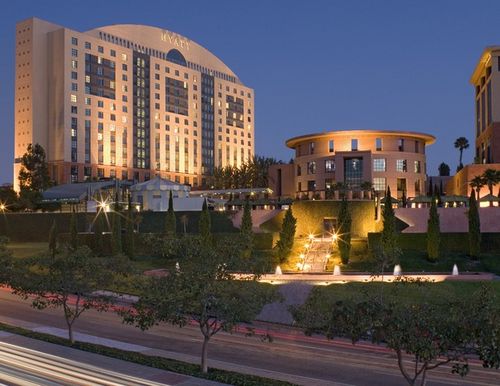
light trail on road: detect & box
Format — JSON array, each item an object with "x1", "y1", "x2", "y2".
[{"x1": 0, "y1": 341, "x2": 168, "y2": 386}]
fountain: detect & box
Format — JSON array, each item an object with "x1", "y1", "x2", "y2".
[
  {"x1": 452, "y1": 264, "x2": 459, "y2": 276},
  {"x1": 333, "y1": 265, "x2": 341, "y2": 276},
  {"x1": 275, "y1": 265, "x2": 283, "y2": 275},
  {"x1": 393, "y1": 264, "x2": 402, "y2": 276}
]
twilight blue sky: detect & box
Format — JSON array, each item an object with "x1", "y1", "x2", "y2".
[{"x1": 0, "y1": 0, "x2": 498, "y2": 184}]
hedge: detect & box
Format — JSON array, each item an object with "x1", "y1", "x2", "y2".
[
  {"x1": 0, "y1": 322, "x2": 296, "y2": 386},
  {"x1": 0, "y1": 211, "x2": 238, "y2": 242},
  {"x1": 368, "y1": 232, "x2": 500, "y2": 253}
]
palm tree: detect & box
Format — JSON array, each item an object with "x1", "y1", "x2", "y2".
[
  {"x1": 454, "y1": 137, "x2": 469, "y2": 170},
  {"x1": 481, "y1": 169, "x2": 500, "y2": 206},
  {"x1": 469, "y1": 175, "x2": 485, "y2": 198}
]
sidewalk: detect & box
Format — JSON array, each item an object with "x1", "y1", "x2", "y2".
[{"x1": 0, "y1": 324, "x2": 225, "y2": 386}]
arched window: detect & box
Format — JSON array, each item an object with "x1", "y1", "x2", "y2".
[{"x1": 166, "y1": 49, "x2": 187, "y2": 67}]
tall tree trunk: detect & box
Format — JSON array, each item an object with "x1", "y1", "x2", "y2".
[
  {"x1": 201, "y1": 334, "x2": 210, "y2": 373},
  {"x1": 459, "y1": 149, "x2": 463, "y2": 166}
]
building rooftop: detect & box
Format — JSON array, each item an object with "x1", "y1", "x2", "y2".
[{"x1": 285, "y1": 129, "x2": 436, "y2": 148}]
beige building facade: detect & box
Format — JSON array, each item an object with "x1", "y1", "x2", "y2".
[
  {"x1": 14, "y1": 18, "x2": 254, "y2": 190},
  {"x1": 446, "y1": 46, "x2": 500, "y2": 196},
  {"x1": 269, "y1": 130, "x2": 435, "y2": 199}
]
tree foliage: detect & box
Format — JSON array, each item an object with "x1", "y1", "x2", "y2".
[
  {"x1": 123, "y1": 195, "x2": 135, "y2": 259},
  {"x1": 111, "y1": 194, "x2": 122, "y2": 255},
  {"x1": 69, "y1": 209, "x2": 78, "y2": 251},
  {"x1": 468, "y1": 190, "x2": 481, "y2": 260},
  {"x1": 198, "y1": 199, "x2": 212, "y2": 246},
  {"x1": 121, "y1": 238, "x2": 280, "y2": 373},
  {"x1": 8, "y1": 246, "x2": 129, "y2": 343},
  {"x1": 381, "y1": 186, "x2": 399, "y2": 264},
  {"x1": 292, "y1": 282, "x2": 500, "y2": 386},
  {"x1": 438, "y1": 162, "x2": 450, "y2": 177},
  {"x1": 337, "y1": 198, "x2": 352, "y2": 264},
  {"x1": 240, "y1": 199, "x2": 254, "y2": 257},
  {"x1": 454, "y1": 137, "x2": 469, "y2": 171},
  {"x1": 48, "y1": 220, "x2": 58, "y2": 259},
  {"x1": 426, "y1": 194, "x2": 440, "y2": 261},
  {"x1": 18, "y1": 143, "x2": 52, "y2": 208},
  {"x1": 164, "y1": 191, "x2": 177, "y2": 236},
  {"x1": 212, "y1": 156, "x2": 278, "y2": 189},
  {"x1": 274, "y1": 207, "x2": 297, "y2": 264}
]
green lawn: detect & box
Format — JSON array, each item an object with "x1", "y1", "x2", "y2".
[
  {"x1": 7, "y1": 242, "x2": 48, "y2": 258},
  {"x1": 342, "y1": 249, "x2": 500, "y2": 275},
  {"x1": 306, "y1": 280, "x2": 500, "y2": 307}
]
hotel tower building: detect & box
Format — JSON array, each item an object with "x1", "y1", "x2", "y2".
[{"x1": 14, "y1": 18, "x2": 254, "y2": 190}]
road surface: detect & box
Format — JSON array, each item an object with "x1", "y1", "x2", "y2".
[{"x1": 0, "y1": 289, "x2": 498, "y2": 386}]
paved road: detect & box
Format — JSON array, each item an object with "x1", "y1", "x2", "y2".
[
  {"x1": 0, "y1": 340, "x2": 169, "y2": 385},
  {"x1": 0, "y1": 290, "x2": 498, "y2": 386}
]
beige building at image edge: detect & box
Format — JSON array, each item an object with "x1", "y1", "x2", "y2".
[
  {"x1": 270, "y1": 130, "x2": 435, "y2": 199},
  {"x1": 14, "y1": 17, "x2": 254, "y2": 190},
  {"x1": 447, "y1": 46, "x2": 500, "y2": 197}
]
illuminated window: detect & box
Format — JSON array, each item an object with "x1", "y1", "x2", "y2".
[
  {"x1": 70, "y1": 94, "x2": 77, "y2": 103},
  {"x1": 325, "y1": 159, "x2": 335, "y2": 172},
  {"x1": 414, "y1": 160, "x2": 421, "y2": 173},
  {"x1": 373, "y1": 158, "x2": 386, "y2": 172},
  {"x1": 373, "y1": 177, "x2": 386, "y2": 192},
  {"x1": 307, "y1": 161, "x2": 316, "y2": 174},
  {"x1": 396, "y1": 159, "x2": 407, "y2": 172}
]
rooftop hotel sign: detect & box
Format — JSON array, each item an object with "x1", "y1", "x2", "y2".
[{"x1": 161, "y1": 31, "x2": 190, "y2": 51}]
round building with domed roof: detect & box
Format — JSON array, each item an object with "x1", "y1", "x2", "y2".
[{"x1": 13, "y1": 18, "x2": 254, "y2": 190}]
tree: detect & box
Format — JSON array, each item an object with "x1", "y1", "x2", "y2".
[
  {"x1": 164, "y1": 191, "x2": 176, "y2": 236},
  {"x1": 438, "y1": 162, "x2": 450, "y2": 176},
  {"x1": 468, "y1": 190, "x2": 481, "y2": 260},
  {"x1": 427, "y1": 194, "x2": 440, "y2": 261},
  {"x1": 0, "y1": 186, "x2": 19, "y2": 211},
  {"x1": 111, "y1": 193, "x2": 122, "y2": 255},
  {"x1": 481, "y1": 169, "x2": 500, "y2": 205},
  {"x1": 18, "y1": 143, "x2": 52, "y2": 208},
  {"x1": 470, "y1": 175, "x2": 485, "y2": 198},
  {"x1": 123, "y1": 195, "x2": 135, "y2": 259},
  {"x1": 122, "y1": 239, "x2": 279, "y2": 373},
  {"x1": 274, "y1": 207, "x2": 297, "y2": 263},
  {"x1": 92, "y1": 212, "x2": 105, "y2": 256},
  {"x1": 240, "y1": 198, "x2": 253, "y2": 257},
  {"x1": 198, "y1": 199, "x2": 211, "y2": 246},
  {"x1": 454, "y1": 137, "x2": 469, "y2": 171},
  {"x1": 292, "y1": 282, "x2": 500, "y2": 386},
  {"x1": 69, "y1": 209, "x2": 78, "y2": 251},
  {"x1": 381, "y1": 186, "x2": 399, "y2": 264},
  {"x1": 10, "y1": 246, "x2": 128, "y2": 343},
  {"x1": 337, "y1": 198, "x2": 352, "y2": 264},
  {"x1": 48, "y1": 220, "x2": 58, "y2": 259}
]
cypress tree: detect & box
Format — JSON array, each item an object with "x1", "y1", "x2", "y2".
[
  {"x1": 164, "y1": 190, "x2": 176, "y2": 236},
  {"x1": 92, "y1": 212, "x2": 104, "y2": 256},
  {"x1": 275, "y1": 206, "x2": 297, "y2": 263},
  {"x1": 381, "y1": 186, "x2": 399, "y2": 264},
  {"x1": 337, "y1": 198, "x2": 352, "y2": 264},
  {"x1": 427, "y1": 194, "x2": 440, "y2": 261},
  {"x1": 123, "y1": 195, "x2": 135, "y2": 259},
  {"x1": 111, "y1": 193, "x2": 122, "y2": 255},
  {"x1": 468, "y1": 190, "x2": 481, "y2": 259},
  {"x1": 240, "y1": 198, "x2": 253, "y2": 257},
  {"x1": 48, "y1": 220, "x2": 57, "y2": 259},
  {"x1": 69, "y1": 209, "x2": 78, "y2": 250},
  {"x1": 199, "y1": 198, "x2": 212, "y2": 246}
]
